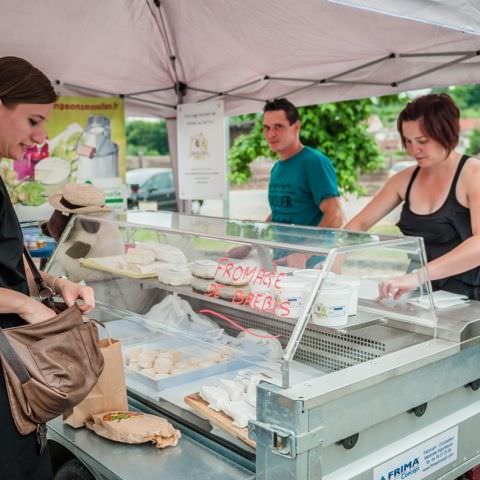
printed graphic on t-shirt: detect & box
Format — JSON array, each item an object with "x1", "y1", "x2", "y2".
[
  {"x1": 268, "y1": 146, "x2": 339, "y2": 227},
  {"x1": 269, "y1": 181, "x2": 293, "y2": 210}
]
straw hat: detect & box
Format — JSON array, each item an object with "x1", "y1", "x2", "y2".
[{"x1": 48, "y1": 183, "x2": 112, "y2": 214}]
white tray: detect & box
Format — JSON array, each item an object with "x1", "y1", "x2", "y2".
[{"x1": 124, "y1": 339, "x2": 253, "y2": 391}]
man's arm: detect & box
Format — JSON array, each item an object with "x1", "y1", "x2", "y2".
[{"x1": 318, "y1": 197, "x2": 344, "y2": 228}]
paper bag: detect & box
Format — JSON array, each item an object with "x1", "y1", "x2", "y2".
[
  {"x1": 64, "y1": 338, "x2": 128, "y2": 428},
  {"x1": 86, "y1": 411, "x2": 181, "y2": 448}
]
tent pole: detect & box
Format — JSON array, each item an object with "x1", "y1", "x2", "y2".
[
  {"x1": 329, "y1": 79, "x2": 392, "y2": 86},
  {"x1": 268, "y1": 53, "x2": 394, "y2": 84},
  {"x1": 396, "y1": 51, "x2": 480, "y2": 85},
  {"x1": 126, "y1": 96, "x2": 177, "y2": 110},
  {"x1": 271, "y1": 50, "x2": 480, "y2": 99},
  {"x1": 150, "y1": 0, "x2": 190, "y2": 213},
  {"x1": 198, "y1": 77, "x2": 266, "y2": 103},
  {"x1": 126, "y1": 86, "x2": 175, "y2": 96},
  {"x1": 149, "y1": 0, "x2": 182, "y2": 87},
  {"x1": 58, "y1": 82, "x2": 119, "y2": 97},
  {"x1": 399, "y1": 50, "x2": 480, "y2": 57},
  {"x1": 188, "y1": 85, "x2": 264, "y2": 103},
  {"x1": 271, "y1": 54, "x2": 395, "y2": 97}
]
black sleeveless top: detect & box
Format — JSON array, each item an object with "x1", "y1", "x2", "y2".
[
  {"x1": 0, "y1": 176, "x2": 29, "y2": 327},
  {"x1": 397, "y1": 154, "x2": 480, "y2": 299}
]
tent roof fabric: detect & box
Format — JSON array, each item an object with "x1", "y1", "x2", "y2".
[{"x1": 1, "y1": 0, "x2": 480, "y2": 117}]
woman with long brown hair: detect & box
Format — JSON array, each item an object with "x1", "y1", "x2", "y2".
[{"x1": 0, "y1": 56, "x2": 95, "y2": 479}]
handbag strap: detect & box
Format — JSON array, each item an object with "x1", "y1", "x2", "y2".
[
  {"x1": 23, "y1": 247, "x2": 51, "y2": 299},
  {"x1": 0, "y1": 249, "x2": 49, "y2": 384},
  {"x1": 0, "y1": 248, "x2": 48, "y2": 383},
  {"x1": 0, "y1": 330, "x2": 31, "y2": 384}
]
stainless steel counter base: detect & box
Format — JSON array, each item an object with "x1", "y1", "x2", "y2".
[
  {"x1": 48, "y1": 416, "x2": 255, "y2": 480},
  {"x1": 251, "y1": 340, "x2": 480, "y2": 479}
]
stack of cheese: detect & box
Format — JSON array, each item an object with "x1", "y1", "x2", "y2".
[
  {"x1": 134, "y1": 242, "x2": 192, "y2": 286},
  {"x1": 190, "y1": 259, "x2": 252, "y2": 300},
  {"x1": 199, "y1": 372, "x2": 265, "y2": 428},
  {"x1": 190, "y1": 259, "x2": 219, "y2": 295},
  {"x1": 213, "y1": 261, "x2": 251, "y2": 299},
  {"x1": 124, "y1": 346, "x2": 230, "y2": 381}
]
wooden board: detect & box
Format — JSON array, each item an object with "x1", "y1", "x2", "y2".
[
  {"x1": 79, "y1": 257, "x2": 158, "y2": 279},
  {"x1": 184, "y1": 393, "x2": 256, "y2": 448}
]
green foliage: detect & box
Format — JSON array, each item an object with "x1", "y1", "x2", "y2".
[
  {"x1": 467, "y1": 129, "x2": 480, "y2": 156},
  {"x1": 228, "y1": 100, "x2": 383, "y2": 194},
  {"x1": 228, "y1": 117, "x2": 270, "y2": 184},
  {"x1": 229, "y1": 113, "x2": 257, "y2": 125},
  {"x1": 432, "y1": 84, "x2": 480, "y2": 114},
  {"x1": 371, "y1": 93, "x2": 405, "y2": 128},
  {"x1": 126, "y1": 120, "x2": 169, "y2": 156}
]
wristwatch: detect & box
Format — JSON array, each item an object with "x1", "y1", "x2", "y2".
[{"x1": 38, "y1": 285, "x2": 54, "y2": 301}]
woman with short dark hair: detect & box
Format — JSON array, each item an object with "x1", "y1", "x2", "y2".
[
  {"x1": 345, "y1": 93, "x2": 480, "y2": 300},
  {"x1": 0, "y1": 56, "x2": 96, "y2": 479}
]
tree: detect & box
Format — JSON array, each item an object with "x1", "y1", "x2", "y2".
[
  {"x1": 126, "y1": 120, "x2": 169, "y2": 156},
  {"x1": 433, "y1": 84, "x2": 480, "y2": 111},
  {"x1": 228, "y1": 100, "x2": 383, "y2": 194},
  {"x1": 467, "y1": 129, "x2": 480, "y2": 156},
  {"x1": 371, "y1": 93, "x2": 406, "y2": 128}
]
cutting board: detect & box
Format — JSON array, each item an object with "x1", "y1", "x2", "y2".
[
  {"x1": 79, "y1": 257, "x2": 158, "y2": 279},
  {"x1": 184, "y1": 393, "x2": 256, "y2": 448}
]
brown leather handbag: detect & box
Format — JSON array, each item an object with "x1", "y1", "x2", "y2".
[{"x1": 0, "y1": 249, "x2": 104, "y2": 443}]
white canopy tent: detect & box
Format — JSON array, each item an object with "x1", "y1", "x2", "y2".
[
  {"x1": 1, "y1": 0, "x2": 480, "y2": 118},
  {"x1": 1, "y1": 0, "x2": 480, "y2": 209},
  {"x1": 329, "y1": 0, "x2": 480, "y2": 36}
]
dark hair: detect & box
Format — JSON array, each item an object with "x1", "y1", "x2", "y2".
[
  {"x1": 397, "y1": 93, "x2": 460, "y2": 153},
  {"x1": 0, "y1": 56, "x2": 57, "y2": 107},
  {"x1": 263, "y1": 98, "x2": 300, "y2": 124}
]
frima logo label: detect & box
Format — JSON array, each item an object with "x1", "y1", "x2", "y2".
[{"x1": 379, "y1": 457, "x2": 420, "y2": 480}]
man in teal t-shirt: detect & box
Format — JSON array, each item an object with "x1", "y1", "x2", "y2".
[
  {"x1": 264, "y1": 98, "x2": 344, "y2": 267},
  {"x1": 264, "y1": 98, "x2": 343, "y2": 227},
  {"x1": 268, "y1": 145, "x2": 340, "y2": 226},
  {"x1": 229, "y1": 98, "x2": 344, "y2": 267}
]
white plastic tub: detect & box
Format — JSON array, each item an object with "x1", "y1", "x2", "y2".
[{"x1": 312, "y1": 283, "x2": 350, "y2": 326}]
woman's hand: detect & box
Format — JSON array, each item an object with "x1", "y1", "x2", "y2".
[
  {"x1": 377, "y1": 272, "x2": 418, "y2": 301},
  {"x1": 19, "y1": 297, "x2": 56, "y2": 324},
  {"x1": 55, "y1": 278, "x2": 95, "y2": 313}
]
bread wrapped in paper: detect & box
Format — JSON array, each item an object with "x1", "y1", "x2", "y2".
[{"x1": 86, "y1": 411, "x2": 181, "y2": 449}]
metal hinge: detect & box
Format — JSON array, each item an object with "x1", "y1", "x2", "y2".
[{"x1": 249, "y1": 420, "x2": 323, "y2": 459}]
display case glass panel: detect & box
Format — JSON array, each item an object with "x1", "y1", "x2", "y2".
[{"x1": 46, "y1": 211, "x2": 440, "y2": 451}]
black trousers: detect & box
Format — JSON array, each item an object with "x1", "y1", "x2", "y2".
[{"x1": 0, "y1": 363, "x2": 53, "y2": 479}]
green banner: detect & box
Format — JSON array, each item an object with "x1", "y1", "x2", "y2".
[{"x1": 0, "y1": 96, "x2": 125, "y2": 218}]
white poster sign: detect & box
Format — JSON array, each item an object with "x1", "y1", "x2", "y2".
[
  {"x1": 373, "y1": 426, "x2": 458, "y2": 480},
  {"x1": 177, "y1": 100, "x2": 226, "y2": 200}
]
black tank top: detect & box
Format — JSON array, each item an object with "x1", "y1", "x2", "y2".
[
  {"x1": 397, "y1": 154, "x2": 480, "y2": 299},
  {"x1": 0, "y1": 176, "x2": 29, "y2": 327}
]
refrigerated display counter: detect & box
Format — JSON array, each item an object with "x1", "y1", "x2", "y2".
[{"x1": 44, "y1": 211, "x2": 480, "y2": 480}]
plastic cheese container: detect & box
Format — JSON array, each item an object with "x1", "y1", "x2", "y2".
[
  {"x1": 312, "y1": 282, "x2": 350, "y2": 326},
  {"x1": 327, "y1": 273, "x2": 360, "y2": 316},
  {"x1": 276, "y1": 277, "x2": 311, "y2": 319}
]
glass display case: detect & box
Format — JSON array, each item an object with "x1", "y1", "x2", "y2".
[
  {"x1": 45, "y1": 211, "x2": 480, "y2": 479},
  {"x1": 45, "y1": 211, "x2": 439, "y2": 453}
]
